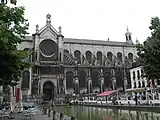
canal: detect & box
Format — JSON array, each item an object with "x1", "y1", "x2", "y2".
[{"x1": 54, "y1": 106, "x2": 160, "y2": 120}]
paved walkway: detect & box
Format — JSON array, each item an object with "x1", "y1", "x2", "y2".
[
  {"x1": 41, "y1": 109, "x2": 72, "y2": 120},
  {"x1": 13, "y1": 108, "x2": 72, "y2": 120},
  {"x1": 14, "y1": 110, "x2": 50, "y2": 120}
]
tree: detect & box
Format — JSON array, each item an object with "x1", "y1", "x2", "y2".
[
  {"x1": 136, "y1": 17, "x2": 160, "y2": 81},
  {"x1": 0, "y1": 4, "x2": 29, "y2": 85},
  {"x1": 0, "y1": 0, "x2": 17, "y2": 5}
]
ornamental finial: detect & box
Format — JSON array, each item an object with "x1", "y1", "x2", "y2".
[
  {"x1": 58, "y1": 26, "x2": 62, "y2": 34},
  {"x1": 36, "y1": 24, "x2": 39, "y2": 33},
  {"x1": 46, "y1": 14, "x2": 51, "y2": 25}
]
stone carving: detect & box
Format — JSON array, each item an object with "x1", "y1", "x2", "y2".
[
  {"x1": 112, "y1": 55, "x2": 122, "y2": 67},
  {"x1": 92, "y1": 55, "x2": 98, "y2": 66},
  {"x1": 63, "y1": 52, "x2": 75, "y2": 65},
  {"x1": 103, "y1": 55, "x2": 112, "y2": 67},
  {"x1": 125, "y1": 56, "x2": 132, "y2": 67},
  {"x1": 82, "y1": 55, "x2": 89, "y2": 66}
]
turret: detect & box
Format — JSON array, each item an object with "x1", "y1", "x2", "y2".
[
  {"x1": 125, "y1": 26, "x2": 132, "y2": 43},
  {"x1": 57, "y1": 26, "x2": 64, "y2": 62}
]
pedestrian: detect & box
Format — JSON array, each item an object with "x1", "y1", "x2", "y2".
[{"x1": 134, "y1": 95, "x2": 138, "y2": 105}]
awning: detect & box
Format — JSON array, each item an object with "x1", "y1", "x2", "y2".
[
  {"x1": 98, "y1": 90, "x2": 115, "y2": 97},
  {"x1": 126, "y1": 88, "x2": 145, "y2": 92}
]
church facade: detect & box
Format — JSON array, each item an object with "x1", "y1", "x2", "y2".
[{"x1": 18, "y1": 14, "x2": 137, "y2": 100}]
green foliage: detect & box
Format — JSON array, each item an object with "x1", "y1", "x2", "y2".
[
  {"x1": 0, "y1": 4, "x2": 29, "y2": 85},
  {"x1": 136, "y1": 17, "x2": 160, "y2": 80}
]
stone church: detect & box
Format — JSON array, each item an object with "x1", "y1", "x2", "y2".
[{"x1": 18, "y1": 14, "x2": 137, "y2": 100}]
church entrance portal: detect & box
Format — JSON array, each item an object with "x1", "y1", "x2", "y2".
[{"x1": 43, "y1": 81, "x2": 54, "y2": 100}]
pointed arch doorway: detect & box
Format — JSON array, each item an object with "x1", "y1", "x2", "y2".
[{"x1": 43, "y1": 81, "x2": 55, "y2": 100}]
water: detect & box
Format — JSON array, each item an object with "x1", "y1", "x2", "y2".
[{"x1": 54, "y1": 106, "x2": 160, "y2": 120}]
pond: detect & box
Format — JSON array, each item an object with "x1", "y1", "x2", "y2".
[{"x1": 54, "y1": 106, "x2": 160, "y2": 120}]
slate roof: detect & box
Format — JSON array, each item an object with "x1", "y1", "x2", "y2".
[
  {"x1": 131, "y1": 58, "x2": 141, "y2": 69},
  {"x1": 64, "y1": 38, "x2": 135, "y2": 47},
  {"x1": 23, "y1": 36, "x2": 33, "y2": 42},
  {"x1": 22, "y1": 36, "x2": 135, "y2": 47}
]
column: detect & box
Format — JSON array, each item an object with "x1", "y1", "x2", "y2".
[
  {"x1": 10, "y1": 86, "x2": 13, "y2": 111},
  {"x1": 58, "y1": 27, "x2": 64, "y2": 62},
  {"x1": 54, "y1": 86, "x2": 57, "y2": 99},
  {"x1": 29, "y1": 68, "x2": 32, "y2": 96},
  {"x1": 74, "y1": 67, "x2": 79, "y2": 94},
  {"x1": 56, "y1": 75, "x2": 60, "y2": 95},
  {"x1": 87, "y1": 69, "x2": 92, "y2": 94},
  {"x1": 122, "y1": 47, "x2": 125, "y2": 66},
  {"x1": 111, "y1": 69, "x2": 116, "y2": 90},
  {"x1": 64, "y1": 69, "x2": 67, "y2": 94},
  {"x1": 40, "y1": 80, "x2": 43, "y2": 97},
  {"x1": 99, "y1": 69, "x2": 105, "y2": 93},
  {"x1": 63, "y1": 75, "x2": 66, "y2": 94},
  {"x1": 102, "y1": 52, "x2": 105, "y2": 66},
  {"x1": 59, "y1": 65, "x2": 65, "y2": 95},
  {"x1": 33, "y1": 33, "x2": 40, "y2": 61},
  {"x1": 38, "y1": 79, "x2": 41, "y2": 96},
  {"x1": 123, "y1": 68, "x2": 128, "y2": 92}
]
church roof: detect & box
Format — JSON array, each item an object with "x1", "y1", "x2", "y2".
[
  {"x1": 64, "y1": 38, "x2": 135, "y2": 47},
  {"x1": 131, "y1": 58, "x2": 141, "y2": 69},
  {"x1": 22, "y1": 36, "x2": 135, "y2": 47},
  {"x1": 23, "y1": 36, "x2": 33, "y2": 42}
]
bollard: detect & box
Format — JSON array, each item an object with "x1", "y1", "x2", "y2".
[
  {"x1": 44, "y1": 108, "x2": 47, "y2": 115},
  {"x1": 70, "y1": 116, "x2": 75, "y2": 120},
  {"x1": 60, "y1": 112, "x2": 64, "y2": 120},
  {"x1": 8, "y1": 111, "x2": 15, "y2": 119},
  {"x1": 48, "y1": 109, "x2": 51, "y2": 117},
  {"x1": 42, "y1": 107, "x2": 44, "y2": 115},
  {"x1": 52, "y1": 110, "x2": 56, "y2": 120}
]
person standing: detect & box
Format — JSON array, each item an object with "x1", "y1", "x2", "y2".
[{"x1": 135, "y1": 95, "x2": 138, "y2": 105}]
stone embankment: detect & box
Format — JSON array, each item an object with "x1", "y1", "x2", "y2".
[
  {"x1": 78, "y1": 103, "x2": 160, "y2": 113},
  {"x1": 41, "y1": 107, "x2": 76, "y2": 120},
  {"x1": 12, "y1": 105, "x2": 76, "y2": 120}
]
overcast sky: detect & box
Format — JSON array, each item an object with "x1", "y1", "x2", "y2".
[{"x1": 17, "y1": 0, "x2": 160, "y2": 43}]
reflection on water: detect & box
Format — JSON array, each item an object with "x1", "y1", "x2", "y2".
[{"x1": 54, "y1": 106, "x2": 160, "y2": 120}]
